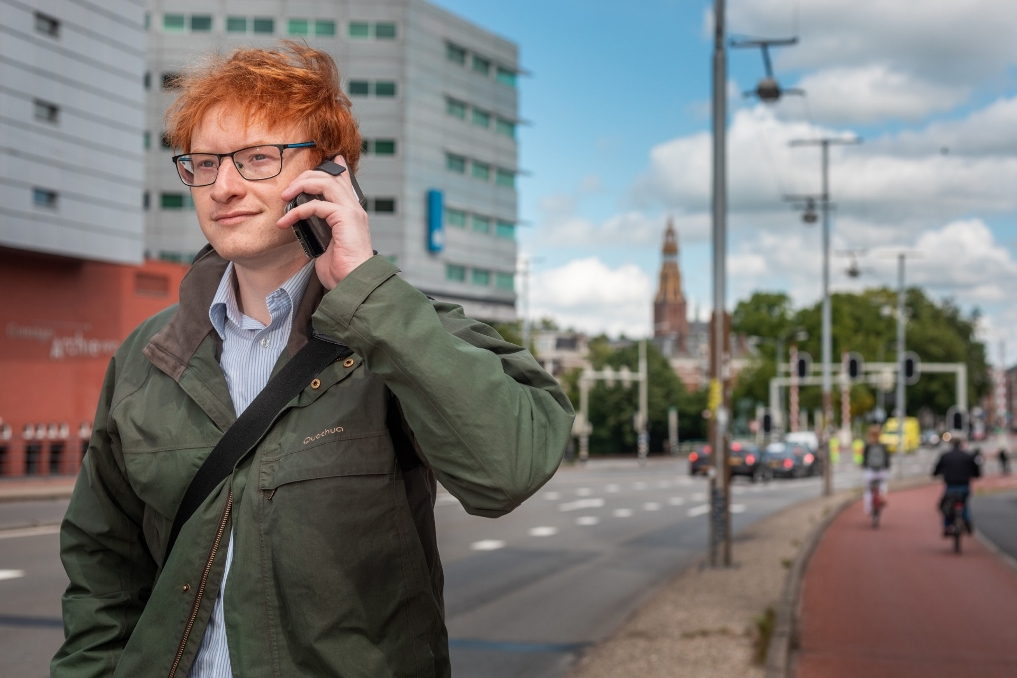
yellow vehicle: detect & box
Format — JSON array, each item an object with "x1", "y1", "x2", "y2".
[{"x1": 880, "y1": 417, "x2": 920, "y2": 453}]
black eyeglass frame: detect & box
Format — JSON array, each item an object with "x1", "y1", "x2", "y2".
[{"x1": 171, "y1": 142, "x2": 317, "y2": 187}]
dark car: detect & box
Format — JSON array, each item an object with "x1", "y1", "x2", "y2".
[
  {"x1": 688, "y1": 444, "x2": 712, "y2": 476},
  {"x1": 764, "y1": 442, "x2": 819, "y2": 478},
  {"x1": 728, "y1": 441, "x2": 766, "y2": 482}
]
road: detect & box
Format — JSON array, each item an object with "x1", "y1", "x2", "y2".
[{"x1": 0, "y1": 448, "x2": 941, "y2": 678}]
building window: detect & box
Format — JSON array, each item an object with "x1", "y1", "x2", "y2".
[
  {"x1": 446, "y1": 264, "x2": 466, "y2": 282},
  {"x1": 349, "y1": 80, "x2": 369, "y2": 96},
  {"x1": 226, "y1": 16, "x2": 247, "y2": 33},
  {"x1": 35, "y1": 12, "x2": 60, "y2": 38},
  {"x1": 163, "y1": 14, "x2": 185, "y2": 32},
  {"x1": 191, "y1": 15, "x2": 212, "y2": 32},
  {"x1": 49, "y1": 442, "x2": 65, "y2": 475},
  {"x1": 471, "y1": 269, "x2": 491, "y2": 286},
  {"x1": 471, "y1": 109, "x2": 490, "y2": 128},
  {"x1": 496, "y1": 118, "x2": 516, "y2": 138},
  {"x1": 495, "y1": 220, "x2": 515, "y2": 239},
  {"x1": 374, "y1": 139, "x2": 396, "y2": 156},
  {"x1": 447, "y1": 208, "x2": 466, "y2": 228},
  {"x1": 315, "y1": 20, "x2": 335, "y2": 36},
  {"x1": 375, "y1": 22, "x2": 397, "y2": 39},
  {"x1": 472, "y1": 55, "x2": 491, "y2": 76},
  {"x1": 496, "y1": 272, "x2": 515, "y2": 290},
  {"x1": 25, "y1": 443, "x2": 42, "y2": 475},
  {"x1": 144, "y1": 131, "x2": 151, "y2": 150},
  {"x1": 160, "y1": 193, "x2": 193, "y2": 210},
  {"x1": 471, "y1": 215, "x2": 490, "y2": 234},
  {"x1": 162, "y1": 72, "x2": 182, "y2": 90},
  {"x1": 495, "y1": 168, "x2": 515, "y2": 188},
  {"x1": 375, "y1": 81, "x2": 397, "y2": 97},
  {"x1": 33, "y1": 188, "x2": 58, "y2": 209},
  {"x1": 447, "y1": 43, "x2": 466, "y2": 65},
  {"x1": 446, "y1": 98, "x2": 466, "y2": 119},
  {"x1": 253, "y1": 17, "x2": 274, "y2": 34},
  {"x1": 144, "y1": 71, "x2": 151, "y2": 89},
  {"x1": 144, "y1": 13, "x2": 150, "y2": 30},
  {"x1": 288, "y1": 19, "x2": 309, "y2": 36},
  {"x1": 446, "y1": 154, "x2": 466, "y2": 174},
  {"x1": 496, "y1": 67, "x2": 517, "y2": 87},
  {"x1": 143, "y1": 191, "x2": 150, "y2": 210},
  {"x1": 373, "y1": 198, "x2": 396, "y2": 213},
  {"x1": 349, "y1": 21, "x2": 369, "y2": 38},
  {"x1": 33, "y1": 100, "x2": 59, "y2": 124},
  {"x1": 472, "y1": 161, "x2": 490, "y2": 181}
]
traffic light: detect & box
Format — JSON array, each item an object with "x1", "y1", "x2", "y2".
[
  {"x1": 952, "y1": 411, "x2": 964, "y2": 430},
  {"x1": 846, "y1": 352, "x2": 864, "y2": 380},
  {"x1": 903, "y1": 351, "x2": 920, "y2": 385},
  {"x1": 795, "y1": 352, "x2": 812, "y2": 379},
  {"x1": 762, "y1": 412, "x2": 773, "y2": 434}
]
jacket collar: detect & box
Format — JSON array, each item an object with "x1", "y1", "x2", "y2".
[{"x1": 143, "y1": 245, "x2": 325, "y2": 381}]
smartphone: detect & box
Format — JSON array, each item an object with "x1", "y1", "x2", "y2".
[{"x1": 287, "y1": 160, "x2": 368, "y2": 259}]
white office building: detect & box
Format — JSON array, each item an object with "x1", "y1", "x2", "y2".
[
  {"x1": 0, "y1": 0, "x2": 147, "y2": 264},
  {"x1": 145, "y1": 0, "x2": 520, "y2": 321}
]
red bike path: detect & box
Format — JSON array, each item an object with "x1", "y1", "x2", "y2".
[{"x1": 795, "y1": 478, "x2": 1017, "y2": 678}]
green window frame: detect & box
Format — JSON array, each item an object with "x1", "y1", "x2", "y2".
[
  {"x1": 472, "y1": 55, "x2": 491, "y2": 75},
  {"x1": 495, "y1": 168, "x2": 515, "y2": 188},
  {"x1": 374, "y1": 81, "x2": 397, "y2": 97},
  {"x1": 446, "y1": 264, "x2": 466, "y2": 282},
  {"x1": 163, "y1": 14, "x2": 185, "y2": 32},
  {"x1": 471, "y1": 269, "x2": 491, "y2": 286},
  {"x1": 472, "y1": 161, "x2": 491, "y2": 181},
  {"x1": 446, "y1": 208, "x2": 466, "y2": 228},
  {"x1": 496, "y1": 67, "x2": 517, "y2": 87},
  {"x1": 375, "y1": 22, "x2": 397, "y2": 39},
  {"x1": 373, "y1": 139, "x2": 396, "y2": 156},
  {"x1": 252, "y1": 17, "x2": 274, "y2": 34},
  {"x1": 160, "y1": 193, "x2": 192, "y2": 210},
  {"x1": 288, "y1": 19, "x2": 309, "y2": 35},
  {"x1": 446, "y1": 98, "x2": 466, "y2": 119},
  {"x1": 143, "y1": 131, "x2": 151, "y2": 150},
  {"x1": 471, "y1": 109, "x2": 490, "y2": 128},
  {"x1": 190, "y1": 15, "x2": 212, "y2": 32},
  {"x1": 373, "y1": 198, "x2": 396, "y2": 214},
  {"x1": 496, "y1": 118, "x2": 516, "y2": 138},
  {"x1": 446, "y1": 154, "x2": 466, "y2": 174},
  {"x1": 315, "y1": 20, "x2": 335, "y2": 36},
  {"x1": 495, "y1": 220, "x2": 515, "y2": 239},
  {"x1": 447, "y1": 43, "x2": 466, "y2": 65},
  {"x1": 471, "y1": 215, "x2": 490, "y2": 234},
  {"x1": 496, "y1": 272, "x2": 515, "y2": 290},
  {"x1": 226, "y1": 16, "x2": 247, "y2": 33},
  {"x1": 349, "y1": 21, "x2": 369, "y2": 38},
  {"x1": 361, "y1": 139, "x2": 371, "y2": 154},
  {"x1": 349, "y1": 80, "x2": 370, "y2": 96}
]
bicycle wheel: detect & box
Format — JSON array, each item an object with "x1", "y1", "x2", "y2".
[{"x1": 953, "y1": 518, "x2": 962, "y2": 554}]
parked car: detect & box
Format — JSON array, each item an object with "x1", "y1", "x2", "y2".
[
  {"x1": 921, "y1": 429, "x2": 940, "y2": 447},
  {"x1": 728, "y1": 441, "x2": 766, "y2": 482},
  {"x1": 784, "y1": 431, "x2": 819, "y2": 453},
  {"x1": 764, "y1": 442, "x2": 819, "y2": 478},
  {"x1": 688, "y1": 444, "x2": 712, "y2": 476}
]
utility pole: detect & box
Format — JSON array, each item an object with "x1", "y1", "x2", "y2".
[
  {"x1": 896, "y1": 253, "x2": 905, "y2": 480},
  {"x1": 637, "y1": 339, "x2": 649, "y2": 464},
  {"x1": 787, "y1": 136, "x2": 861, "y2": 496}
]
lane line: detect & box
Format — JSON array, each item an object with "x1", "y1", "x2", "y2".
[
  {"x1": 471, "y1": 540, "x2": 506, "y2": 551},
  {"x1": 0, "y1": 524, "x2": 61, "y2": 540},
  {"x1": 633, "y1": 482, "x2": 647, "y2": 490},
  {"x1": 544, "y1": 492, "x2": 561, "y2": 501},
  {"x1": 668, "y1": 497, "x2": 686, "y2": 506},
  {"x1": 605, "y1": 484, "x2": 620, "y2": 493},
  {"x1": 528, "y1": 526, "x2": 557, "y2": 537},
  {"x1": 643, "y1": 502, "x2": 661, "y2": 511},
  {"x1": 0, "y1": 570, "x2": 25, "y2": 582},
  {"x1": 687, "y1": 504, "x2": 710, "y2": 517},
  {"x1": 576, "y1": 516, "x2": 600, "y2": 526},
  {"x1": 559, "y1": 498, "x2": 605, "y2": 512},
  {"x1": 575, "y1": 487, "x2": 593, "y2": 496},
  {"x1": 613, "y1": 508, "x2": 633, "y2": 518}
]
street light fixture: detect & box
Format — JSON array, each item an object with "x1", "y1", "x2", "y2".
[{"x1": 730, "y1": 36, "x2": 803, "y2": 103}]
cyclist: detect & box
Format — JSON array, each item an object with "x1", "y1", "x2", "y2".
[
  {"x1": 932, "y1": 438, "x2": 981, "y2": 535},
  {"x1": 861, "y1": 425, "x2": 891, "y2": 516}
]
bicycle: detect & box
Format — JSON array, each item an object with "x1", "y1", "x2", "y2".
[
  {"x1": 869, "y1": 478, "x2": 883, "y2": 528},
  {"x1": 944, "y1": 492, "x2": 967, "y2": 554}
]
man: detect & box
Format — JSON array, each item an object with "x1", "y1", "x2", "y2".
[
  {"x1": 932, "y1": 438, "x2": 981, "y2": 535},
  {"x1": 52, "y1": 43, "x2": 574, "y2": 678},
  {"x1": 861, "y1": 425, "x2": 890, "y2": 515}
]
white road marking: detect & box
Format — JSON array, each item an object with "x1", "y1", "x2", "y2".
[
  {"x1": 731, "y1": 504, "x2": 747, "y2": 514},
  {"x1": 528, "y1": 526, "x2": 558, "y2": 537},
  {"x1": 576, "y1": 516, "x2": 600, "y2": 526},
  {"x1": 633, "y1": 482, "x2": 647, "y2": 490},
  {"x1": 613, "y1": 508, "x2": 633, "y2": 518},
  {"x1": 559, "y1": 498, "x2": 605, "y2": 512},
  {"x1": 0, "y1": 569, "x2": 25, "y2": 581},
  {"x1": 471, "y1": 540, "x2": 506, "y2": 551},
  {"x1": 0, "y1": 525, "x2": 61, "y2": 540},
  {"x1": 576, "y1": 487, "x2": 593, "y2": 496},
  {"x1": 692, "y1": 492, "x2": 706, "y2": 501},
  {"x1": 643, "y1": 502, "x2": 661, "y2": 511},
  {"x1": 606, "y1": 484, "x2": 620, "y2": 493},
  {"x1": 668, "y1": 496, "x2": 686, "y2": 506},
  {"x1": 687, "y1": 505, "x2": 710, "y2": 517},
  {"x1": 544, "y1": 492, "x2": 561, "y2": 500}
]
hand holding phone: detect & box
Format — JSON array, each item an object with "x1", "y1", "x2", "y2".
[{"x1": 286, "y1": 160, "x2": 367, "y2": 258}]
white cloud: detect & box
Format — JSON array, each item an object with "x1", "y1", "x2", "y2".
[{"x1": 529, "y1": 258, "x2": 652, "y2": 338}]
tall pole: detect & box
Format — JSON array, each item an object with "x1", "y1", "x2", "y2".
[
  {"x1": 637, "y1": 339, "x2": 649, "y2": 463},
  {"x1": 820, "y1": 141, "x2": 833, "y2": 496},
  {"x1": 896, "y1": 254, "x2": 906, "y2": 479},
  {"x1": 777, "y1": 336, "x2": 785, "y2": 432},
  {"x1": 710, "y1": 0, "x2": 730, "y2": 568}
]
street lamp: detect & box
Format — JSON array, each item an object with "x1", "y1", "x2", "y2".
[{"x1": 730, "y1": 37, "x2": 803, "y2": 103}]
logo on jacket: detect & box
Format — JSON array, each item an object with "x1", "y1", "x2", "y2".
[{"x1": 304, "y1": 426, "x2": 344, "y2": 445}]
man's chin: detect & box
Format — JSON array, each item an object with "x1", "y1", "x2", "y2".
[{"x1": 213, "y1": 238, "x2": 306, "y2": 268}]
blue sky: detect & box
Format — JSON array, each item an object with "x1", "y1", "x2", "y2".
[{"x1": 431, "y1": 0, "x2": 1017, "y2": 361}]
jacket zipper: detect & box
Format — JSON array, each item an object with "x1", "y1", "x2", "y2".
[{"x1": 168, "y1": 491, "x2": 233, "y2": 678}]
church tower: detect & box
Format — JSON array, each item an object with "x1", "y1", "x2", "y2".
[{"x1": 653, "y1": 219, "x2": 689, "y2": 352}]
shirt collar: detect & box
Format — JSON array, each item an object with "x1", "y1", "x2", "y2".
[{"x1": 209, "y1": 261, "x2": 316, "y2": 339}]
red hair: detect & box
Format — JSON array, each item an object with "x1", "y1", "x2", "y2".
[{"x1": 165, "y1": 41, "x2": 361, "y2": 172}]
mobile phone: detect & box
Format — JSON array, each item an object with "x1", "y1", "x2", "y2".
[{"x1": 287, "y1": 160, "x2": 368, "y2": 259}]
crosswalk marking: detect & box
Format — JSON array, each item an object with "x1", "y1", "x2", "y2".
[
  {"x1": 0, "y1": 570, "x2": 25, "y2": 581},
  {"x1": 559, "y1": 498, "x2": 605, "y2": 512},
  {"x1": 687, "y1": 504, "x2": 710, "y2": 517},
  {"x1": 471, "y1": 540, "x2": 506, "y2": 551}
]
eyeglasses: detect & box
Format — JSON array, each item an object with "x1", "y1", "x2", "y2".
[{"x1": 171, "y1": 142, "x2": 316, "y2": 187}]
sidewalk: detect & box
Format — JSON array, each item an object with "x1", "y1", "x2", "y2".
[
  {"x1": 0, "y1": 476, "x2": 76, "y2": 503},
  {"x1": 795, "y1": 476, "x2": 1017, "y2": 678}
]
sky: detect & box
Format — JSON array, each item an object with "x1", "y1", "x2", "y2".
[{"x1": 429, "y1": 0, "x2": 1017, "y2": 364}]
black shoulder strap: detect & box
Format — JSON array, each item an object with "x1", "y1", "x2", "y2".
[{"x1": 164, "y1": 335, "x2": 349, "y2": 564}]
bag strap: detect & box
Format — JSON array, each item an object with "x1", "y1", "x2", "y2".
[{"x1": 164, "y1": 334, "x2": 350, "y2": 564}]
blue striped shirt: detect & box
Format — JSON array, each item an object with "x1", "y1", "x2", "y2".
[{"x1": 188, "y1": 260, "x2": 315, "y2": 678}]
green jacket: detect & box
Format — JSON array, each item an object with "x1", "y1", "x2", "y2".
[{"x1": 53, "y1": 250, "x2": 574, "y2": 678}]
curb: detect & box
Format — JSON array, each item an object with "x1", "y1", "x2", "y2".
[
  {"x1": 975, "y1": 528, "x2": 1017, "y2": 574},
  {"x1": 0, "y1": 483, "x2": 76, "y2": 504}
]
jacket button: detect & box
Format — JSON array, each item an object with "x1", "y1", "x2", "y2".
[
  {"x1": 310, "y1": 378, "x2": 321, "y2": 389},
  {"x1": 343, "y1": 358, "x2": 355, "y2": 368},
  {"x1": 182, "y1": 583, "x2": 190, "y2": 593}
]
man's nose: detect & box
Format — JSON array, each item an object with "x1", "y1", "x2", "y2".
[{"x1": 209, "y1": 156, "x2": 245, "y2": 202}]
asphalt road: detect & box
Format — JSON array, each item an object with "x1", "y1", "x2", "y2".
[
  {"x1": 972, "y1": 488, "x2": 1017, "y2": 562},
  {"x1": 0, "y1": 449, "x2": 941, "y2": 678}
]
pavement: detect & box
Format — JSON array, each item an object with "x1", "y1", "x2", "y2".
[
  {"x1": 795, "y1": 474, "x2": 1017, "y2": 678},
  {"x1": 0, "y1": 476, "x2": 76, "y2": 503}
]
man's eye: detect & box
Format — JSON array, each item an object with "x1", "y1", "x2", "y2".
[
  {"x1": 249, "y1": 154, "x2": 270, "y2": 162},
  {"x1": 197, "y1": 159, "x2": 217, "y2": 169}
]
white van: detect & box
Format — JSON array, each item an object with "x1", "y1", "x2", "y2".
[{"x1": 784, "y1": 431, "x2": 819, "y2": 452}]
